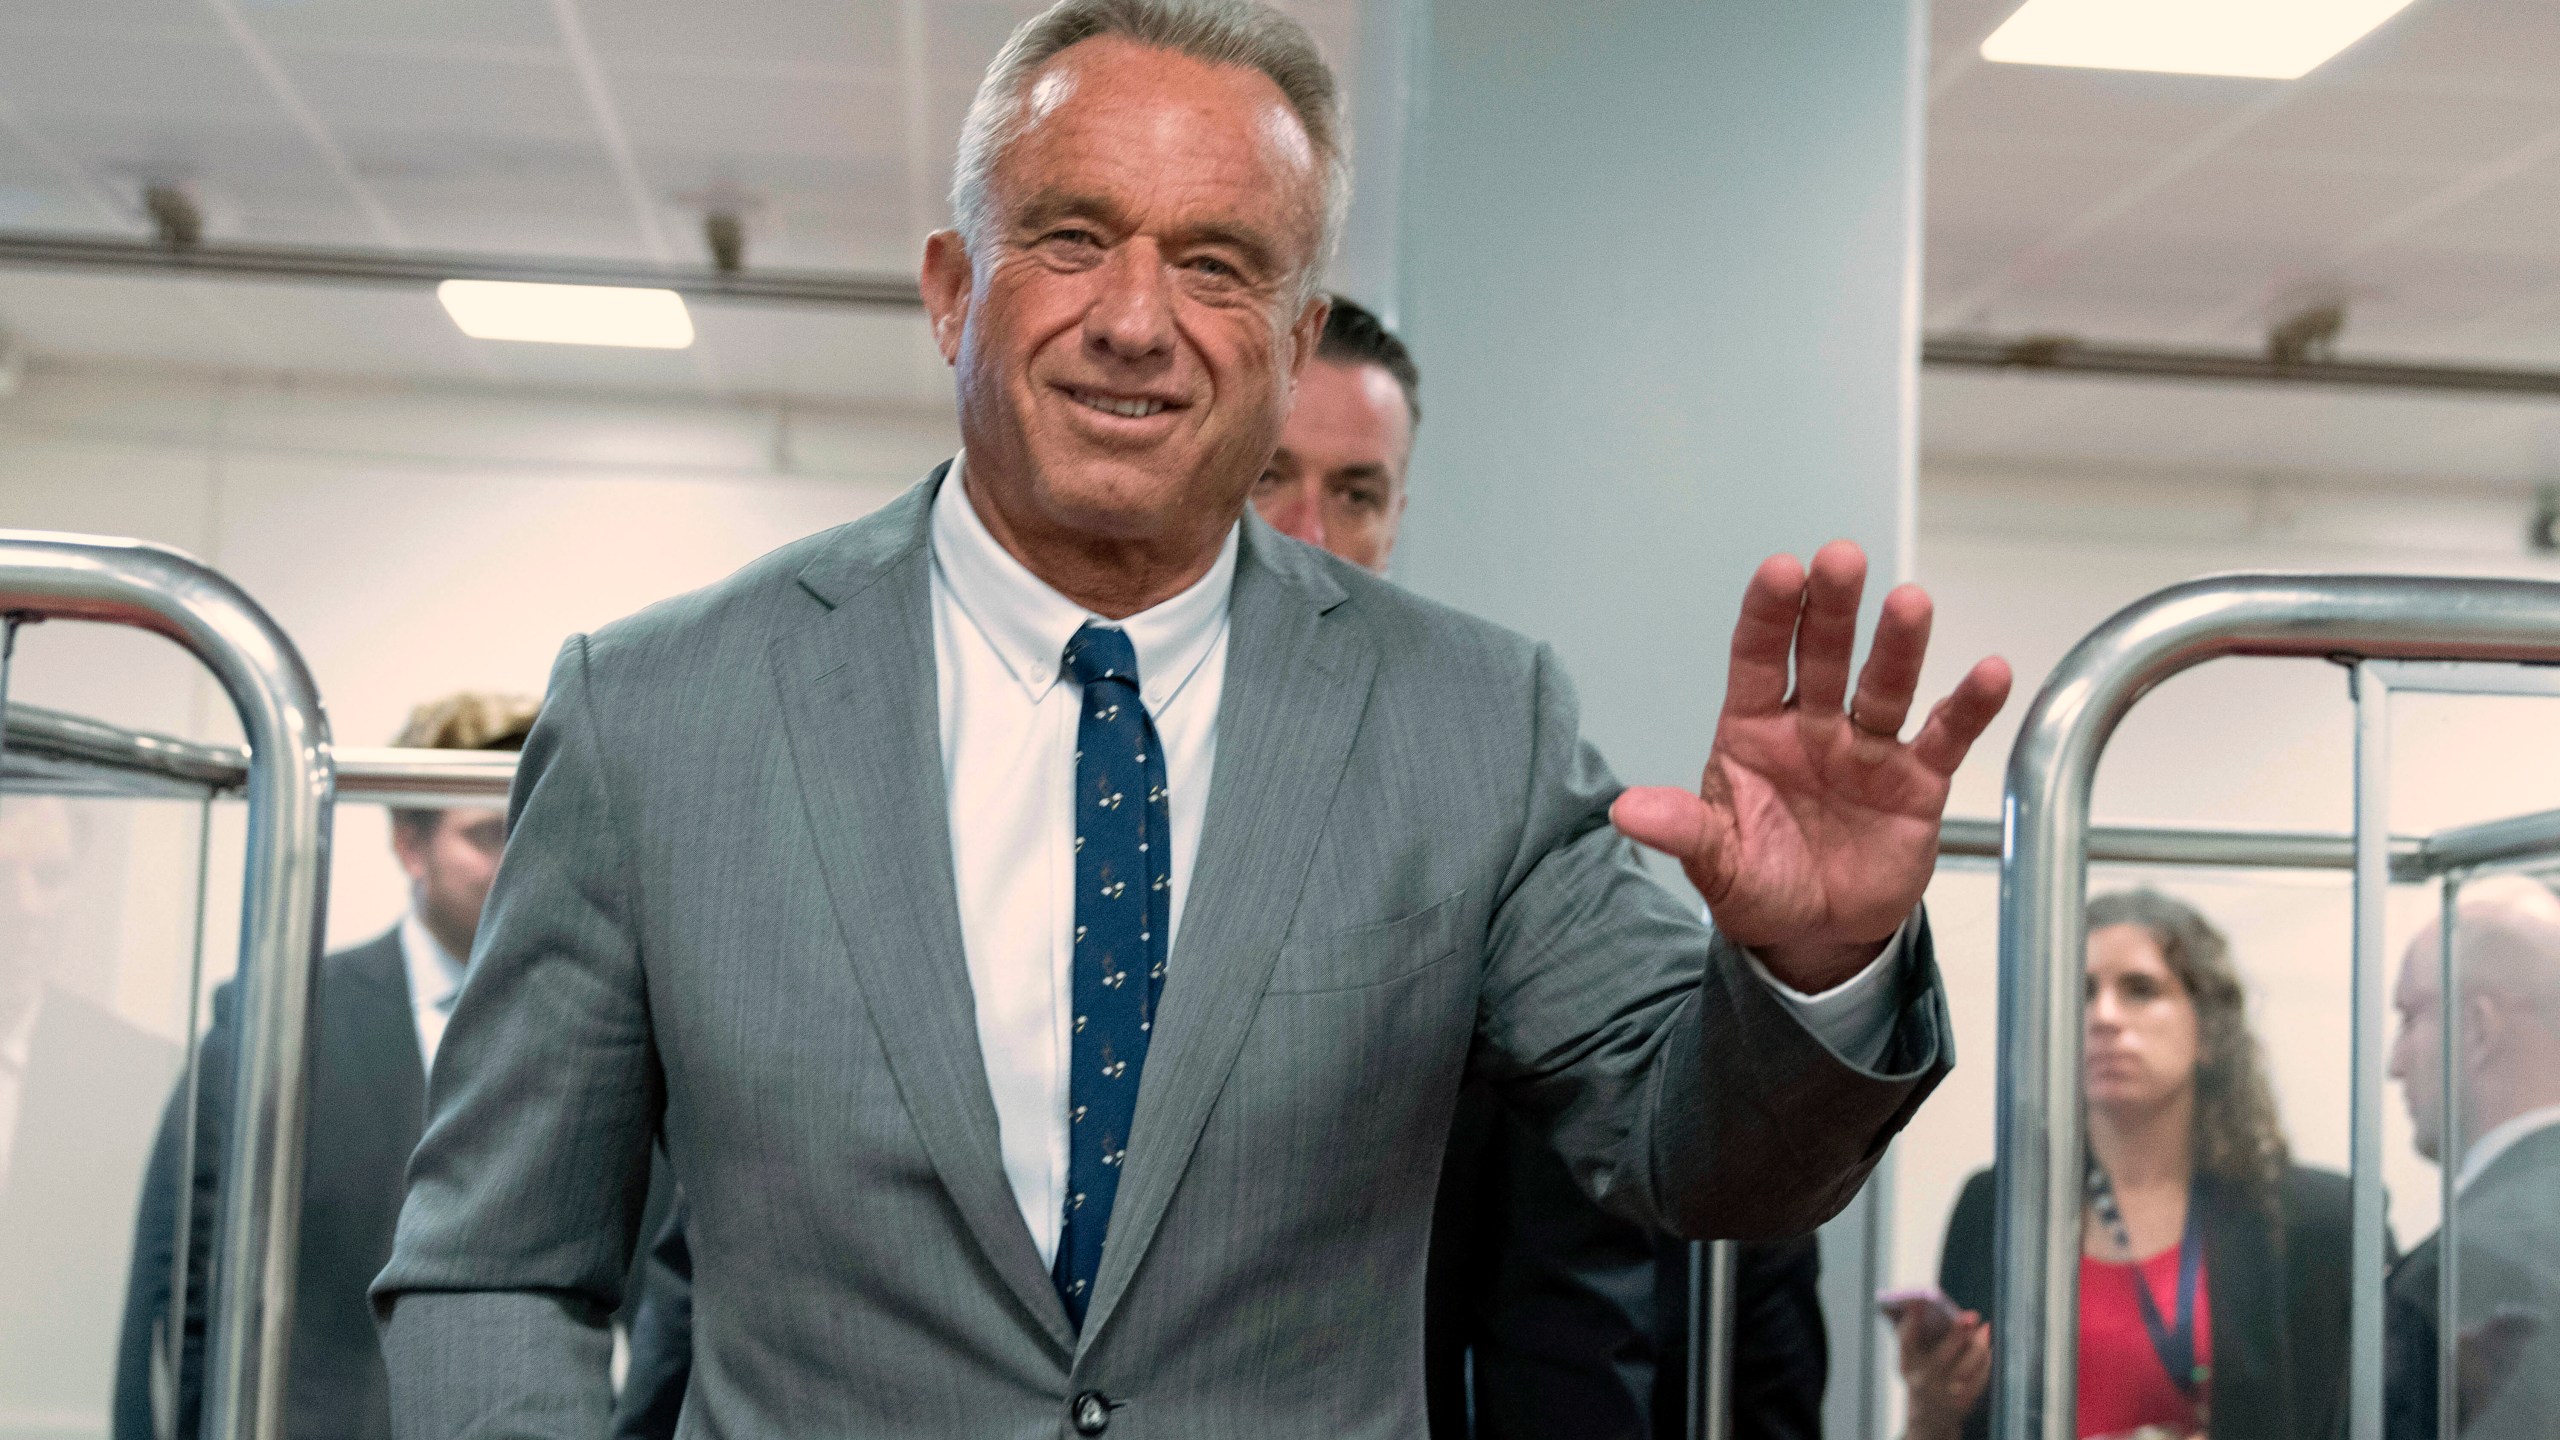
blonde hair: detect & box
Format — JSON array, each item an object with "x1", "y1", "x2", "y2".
[
  {"x1": 390, "y1": 691, "x2": 539, "y2": 837},
  {"x1": 392, "y1": 692, "x2": 539, "y2": 753}
]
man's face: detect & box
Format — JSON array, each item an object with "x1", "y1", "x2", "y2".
[
  {"x1": 1252, "y1": 356, "x2": 1412, "y2": 573},
  {"x1": 921, "y1": 36, "x2": 1330, "y2": 562},
  {"x1": 0, "y1": 797, "x2": 77, "y2": 1001},
  {"x1": 393, "y1": 808, "x2": 506, "y2": 963},
  {"x1": 2391, "y1": 929, "x2": 2448, "y2": 1162}
]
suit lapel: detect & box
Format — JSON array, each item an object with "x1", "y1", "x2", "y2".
[
  {"x1": 1081, "y1": 519, "x2": 1376, "y2": 1343},
  {"x1": 2198, "y1": 1177, "x2": 2289, "y2": 1440},
  {"x1": 337, "y1": 932, "x2": 427, "y2": 1144},
  {"x1": 767, "y1": 469, "x2": 1074, "y2": 1353}
]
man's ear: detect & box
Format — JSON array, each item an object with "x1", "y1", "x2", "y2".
[
  {"x1": 921, "y1": 229, "x2": 973, "y2": 365},
  {"x1": 1284, "y1": 291, "x2": 1331, "y2": 386}
]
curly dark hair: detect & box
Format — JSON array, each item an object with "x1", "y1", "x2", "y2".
[{"x1": 2086, "y1": 888, "x2": 2291, "y2": 1212}]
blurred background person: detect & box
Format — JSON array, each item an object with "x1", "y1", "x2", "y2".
[
  {"x1": 112, "y1": 693, "x2": 539, "y2": 1440},
  {"x1": 1900, "y1": 890, "x2": 2354, "y2": 1440},
  {"x1": 2385, "y1": 875, "x2": 2560, "y2": 1440},
  {"x1": 0, "y1": 795, "x2": 175, "y2": 1433}
]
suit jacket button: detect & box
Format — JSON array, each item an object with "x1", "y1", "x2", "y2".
[{"x1": 1072, "y1": 1391, "x2": 1110, "y2": 1435}]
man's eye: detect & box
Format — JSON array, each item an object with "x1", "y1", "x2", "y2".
[
  {"x1": 1185, "y1": 255, "x2": 1241, "y2": 281},
  {"x1": 1254, "y1": 470, "x2": 1286, "y2": 491},
  {"x1": 1041, "y1": 228, "x2": 1103, "y2": 251}
]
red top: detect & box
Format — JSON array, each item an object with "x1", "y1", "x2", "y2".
[{"x1": 2076, "y1": 1247, "x2": 2211, "y2": 1439}]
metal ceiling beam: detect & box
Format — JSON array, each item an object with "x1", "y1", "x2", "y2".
[
  {"x1": 0, "y1": 230, "x2": 924, "y2": 308},
  {"x1": 1924, "y1": 333, "x2": 2560, "y2": 400}
]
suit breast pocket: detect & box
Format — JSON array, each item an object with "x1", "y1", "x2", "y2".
[{"x1": 1262, "y1": 889, "x2": 1468, "y2": 995}]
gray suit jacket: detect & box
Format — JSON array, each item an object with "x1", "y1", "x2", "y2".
[{"x1": 375, "y1": 467, "x2": 1952, "y2": 1439}]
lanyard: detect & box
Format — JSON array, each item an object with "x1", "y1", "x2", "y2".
[{"x1": 2086, "y1": 1157, "x2": 2211, "y2": 1420}]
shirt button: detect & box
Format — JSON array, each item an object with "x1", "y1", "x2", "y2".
[{"x1": 1072, "y1": 1391, "x2": 1111, "y2": 1435}]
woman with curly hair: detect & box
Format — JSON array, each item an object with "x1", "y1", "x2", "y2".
[{"x1": 1896, "y1": 890, "x2": 2358, "y2": 1440}]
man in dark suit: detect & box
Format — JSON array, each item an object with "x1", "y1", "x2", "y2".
[
  {"x1": 1430, "y1": 1083, "x2": 1829, "y2": 1440},
  {"x1": 2386, "y1": 876, "x2": 2560, "y2": 1440},
  {"x1": 0, "y1": 795, "x2": 178, "y2": 1437},
  {"x1": 112, "y1": 693, "x2": 538, "y2": 1440}
]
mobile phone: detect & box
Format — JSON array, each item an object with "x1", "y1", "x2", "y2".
[{"x1": 1878, "y1": 1286, "x2": 1963, "y2": 1347}]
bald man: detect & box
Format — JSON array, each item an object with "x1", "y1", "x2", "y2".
[{"x1": 2385, "y1": 875, "x2": 2560, "y2": 1440}]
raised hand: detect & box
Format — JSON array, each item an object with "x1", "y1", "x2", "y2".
[{"x1": 1610, "y1": 541, "x2": 2011, "y2": 992}]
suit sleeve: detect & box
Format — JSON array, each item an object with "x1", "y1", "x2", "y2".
[
  {"x1": 1474, "y1": 642, "x2": 1952, "y2": 1242},
  {"x1": 113, "y1": 983, "x2": 239, "y2": 1440},
  {"x1": 113, "y1": 1073, "x2": 185, "y2": 1440},
  {"x1": 610, "y1": 1191, "x2": 695, "y2": 1440},
  {"x1": 373, "y1": 634, "x2": 664, "y2": 1440}
]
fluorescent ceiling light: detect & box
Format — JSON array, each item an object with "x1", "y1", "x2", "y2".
[
  {"x1": 435, "y1": 279, "x2": 694, "y2": 349},
  {"x1": 1980, "y1": 0, "x2": 2421, "y2": 79}
]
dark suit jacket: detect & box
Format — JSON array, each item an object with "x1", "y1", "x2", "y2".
[
  {"x1": 0, "y1": 988, "x2": 176, "y2": 1434},
  {"x1": 114, "y1": 929, "x2": 680, "y2": 1440},
  {"x1": 1939, "y1": 1163, "x2": 2357, "y2": 1440},
  {"x1": 1425, "y1": 1079, "x2": 1826, "y2": 1440},
  {"x1": 2385, "y1": 1123, "x2": 2560, "y2": 1440},
  {"x1": 114, "y1": 932, "x2": 427, "y2": 1440}
]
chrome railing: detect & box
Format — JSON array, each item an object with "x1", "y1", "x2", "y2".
[
  {"x1": 1992, "y1": 574, "x2": 2560, "y2": 1440},
  {"x1": 0, "y1": 531, "x2": 335, "y2": 1440}
]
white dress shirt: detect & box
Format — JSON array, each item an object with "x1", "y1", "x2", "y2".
[
  {"x1": 400, "y1": 910, "x2": 467, "y2": 1074},
  {"x1": 926, "y1": 457, "x2": 1902, "y2": 1267}
]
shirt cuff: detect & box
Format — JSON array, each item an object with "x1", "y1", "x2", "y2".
[{"x1": 1728, "y1": 911, "x2": 1915, "y2": 1071}]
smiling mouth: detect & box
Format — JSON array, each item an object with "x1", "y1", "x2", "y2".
[{"x1": 1063, "y1": 385, "x2": 1177, "y2": 420}]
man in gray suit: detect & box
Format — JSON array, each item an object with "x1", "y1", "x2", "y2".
[{"x1": 374, "y1": 3, "x2": 2013, "y2": 1436}]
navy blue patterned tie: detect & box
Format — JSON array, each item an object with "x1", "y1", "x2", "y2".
[{"x1": 1053, "y1": 622, "x2": 1171, "y2": 1328}]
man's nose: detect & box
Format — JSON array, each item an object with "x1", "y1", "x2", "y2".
[
  {"x1": 1262, "y1": 479, "x2": 1328, "y2": 550},
  {"x1": 1084, "y1": 240, "x2": 1176, "y2": 362}
]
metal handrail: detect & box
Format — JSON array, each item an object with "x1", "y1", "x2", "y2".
[
  {"x1": 1993, "y1": 573, "x2": 2560, "y2": 1440},
  {"x1": 2, "y1": 701, "x2": 511, "y2": 807},
  {"x1": 0, "y1": 531, "x2": 334, "y2": 1440}
]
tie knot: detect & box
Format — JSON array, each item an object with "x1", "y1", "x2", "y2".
[{"x1": 1062, "y1": 622, "x2": 1140, "y2": 690}]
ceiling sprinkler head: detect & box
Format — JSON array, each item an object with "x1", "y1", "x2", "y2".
[
  {"x1": 142, "y1": 183, "x2": 203, "y2": 249},
  {"x1": 705, "y1": 212, "x2": 746, "y2": 275}
]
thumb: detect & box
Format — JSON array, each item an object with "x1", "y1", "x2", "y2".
[{"x1": 1609, "y1": 786, "x2": 1719, "y2": 864}]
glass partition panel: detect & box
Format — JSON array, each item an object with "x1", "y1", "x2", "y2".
[
  {"x1": 1890, "y1": 857, "x2": 2375, "y2": 1440},
  {"x1": 0, "y1": 790, "x2": 214, "y2": 1440}
]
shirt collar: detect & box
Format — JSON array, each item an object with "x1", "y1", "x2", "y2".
[
  {"x1": 2456, "y1": 1102, "x2": 2560, "y2": 1194},
  {"x1": 398, "y1": 910, "x2": 466, "y2": 1012},
  {"x1": 930, "y1": 452, "x2": 1236, "y2": 712}
]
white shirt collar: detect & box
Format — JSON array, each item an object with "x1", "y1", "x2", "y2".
[
  {"x1": 929, "y1": 452, "x2": 1236, "y2": 713},
  {"x1": 2456, "y1": 1102, "x2": 2560, "y2": 1194},
  {"x1": 399, "y1": 909, "x2": 466, "y2": 1016}
]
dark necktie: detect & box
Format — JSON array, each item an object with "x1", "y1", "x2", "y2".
[{"x1": 1052, "y1": 622, "x2": 1171, "y2": 1328}]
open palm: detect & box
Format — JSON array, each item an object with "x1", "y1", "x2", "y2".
[{"x1": 1611, "y1": 542, "x2": 2011, "y2": 991}]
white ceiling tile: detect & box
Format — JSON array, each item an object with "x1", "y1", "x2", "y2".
[
  {"x1": 575, "y1": 0, "x2": 903, "y2": 73},
  {"x1": 610, "y1": 67, "x2": 903, "y2": 165},
  {"x1": 233, "y1": 0, "x2": 558, "y2": 52},
  {"x1": 284, "y1": 51, "x2": 598, "y2": 147},
  {"x1": 1931, "y1": 63, "x2": 2282, "y2": 158}
]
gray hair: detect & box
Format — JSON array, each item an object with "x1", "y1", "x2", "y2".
[{"x1": 949, "y1": 0, "x2": 1351, "y2": 298}]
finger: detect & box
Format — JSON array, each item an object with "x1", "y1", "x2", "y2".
[
  {"x1": 1724, "y1": 553, "x2": 1808, "y2": 719},
  {"x1": 1909, "y1": 656, "x2": 2015, "y2": 776},
  {"x1": 1848, "y1": 583, "x2": 1932, "y2": 739},
  {"x1": 1609, "y1": 786, "x2": 1726, "y2": 869},
  {"x1": 1789, "y1": 540, "x2": 1866, "y2": 714}
]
